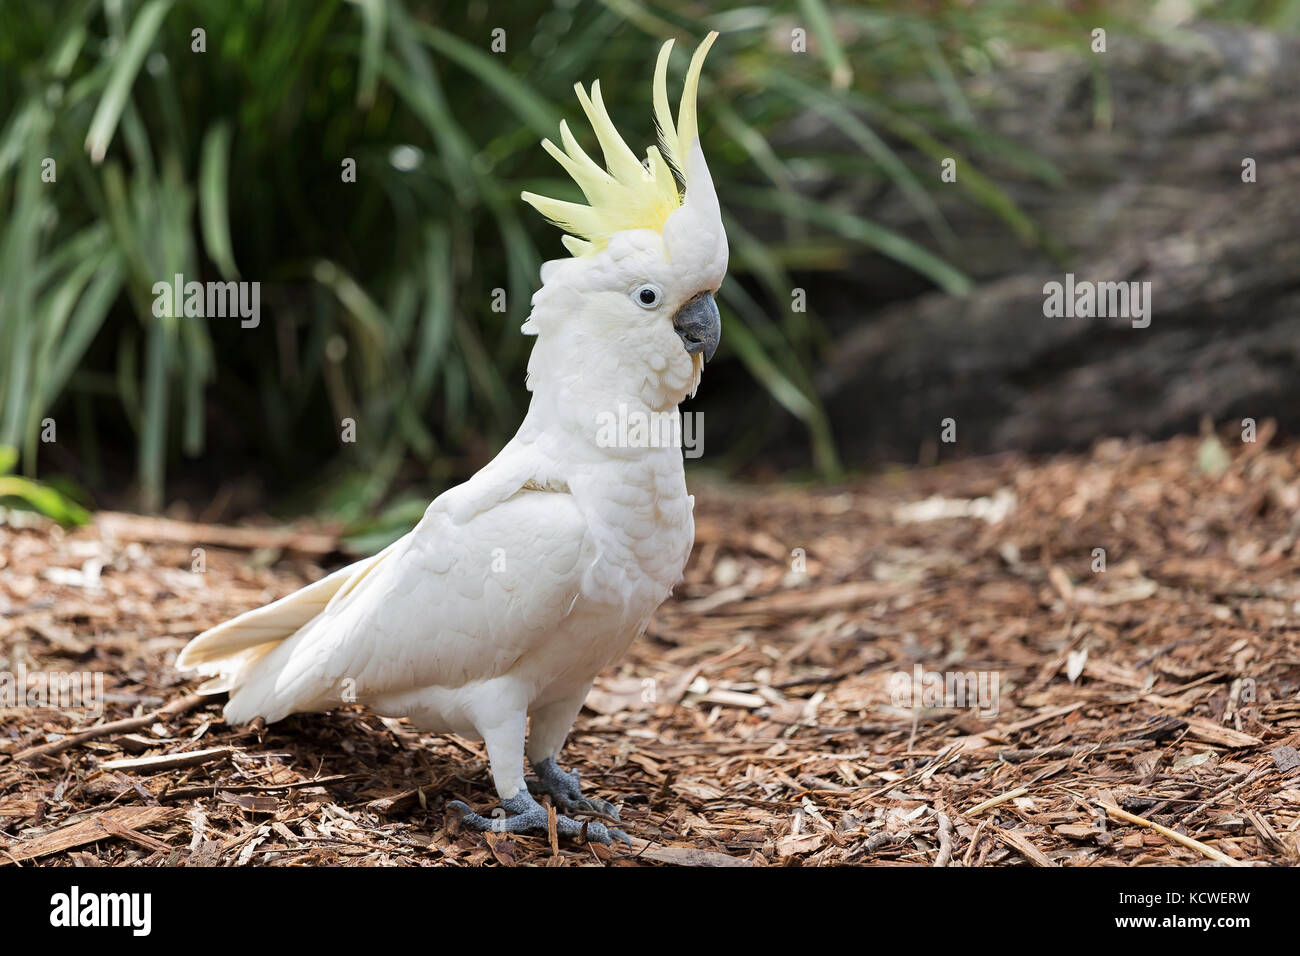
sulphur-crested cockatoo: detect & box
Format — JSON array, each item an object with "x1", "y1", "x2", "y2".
[{"x1": 177, "y1": 33, "x2": 727, "y2": 845}]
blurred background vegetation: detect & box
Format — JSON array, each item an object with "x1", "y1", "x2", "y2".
[{"x1": 0, "y1": 0, "x2": 1294, "y2": 535}]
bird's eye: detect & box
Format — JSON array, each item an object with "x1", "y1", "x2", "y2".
[{"x1": 632, "y1": 283, "x2": 662, "y2": 309}]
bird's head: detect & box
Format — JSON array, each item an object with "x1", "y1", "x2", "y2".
[{"x1": 521, "y1": 33, "x2": 727, "y2": 412}]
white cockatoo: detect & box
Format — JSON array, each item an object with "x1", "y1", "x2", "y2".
[{"x1": 177, "y1": 32, "x2": 727, "y2": 845}]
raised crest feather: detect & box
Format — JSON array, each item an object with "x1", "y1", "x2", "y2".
[{"x1": 521, "y1": 32, "x2": 719, "y2": 256}]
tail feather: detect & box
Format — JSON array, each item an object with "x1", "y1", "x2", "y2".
[
  {"x1": 192, "y1": 642, "x2": 282, "y2": 695},
  {"x1": 176, "y1": 546, "x2": 391, "y2": 690}
]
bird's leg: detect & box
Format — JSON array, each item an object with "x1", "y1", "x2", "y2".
[
  {"x1": 448, "y1": 695, "x2": 629, "y2": 846},
  {"x1": 525, "y1": 690, "x2": 622, "y2": 821}
]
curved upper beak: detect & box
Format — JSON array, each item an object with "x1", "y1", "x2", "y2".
[{"x1": 673, "y1": 292, "x2": 721, "y2": 363}]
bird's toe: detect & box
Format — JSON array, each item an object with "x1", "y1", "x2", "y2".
[{"x1": 449, "y1": 793, "x2": 626, "y2": 847}]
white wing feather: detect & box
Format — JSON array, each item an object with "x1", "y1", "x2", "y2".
[
  {"x1": 225, "y1": 490, "x2": 589, "y2": 724},
  {"x1": 179, "y1": 437, "x2": 596, "y2": 726},
  {"x1": 175, "y1": 544, "x2": 394, "y2": 673}
]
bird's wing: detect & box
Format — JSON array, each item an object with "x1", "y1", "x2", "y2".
[
  {"x1": 212, "y1": 438, "x2": 594, "y2": 723},
  {"x1": 177, "y1": 433, "x2": 553, "y2": 671},
  {"x1": 176, "y1": 542, "x2": 398, "y2": 676}
]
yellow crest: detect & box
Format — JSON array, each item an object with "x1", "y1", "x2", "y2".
[{"x1": 521, "y1": 32, "x2": 718, "y2": 257}]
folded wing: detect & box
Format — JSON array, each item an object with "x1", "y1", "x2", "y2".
[{"x1": 178, "y1": 487, "x2": 592, "y2": 725}]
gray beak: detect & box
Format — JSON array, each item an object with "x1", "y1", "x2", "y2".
[{"x1": 673, "y1": 291, "x2": 721, "y2": 363}]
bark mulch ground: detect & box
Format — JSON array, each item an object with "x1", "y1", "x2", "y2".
[{"x1": 3, "y1": 431, "x2": 1300, "y2": 866}]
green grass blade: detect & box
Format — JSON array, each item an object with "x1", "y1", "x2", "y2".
[
  {"x1": 352, "y1": 0, "x2": 386, "y2": 108},
  {"x1": 796, "y1": 0, "x2": 852, "y2": 89},
  {"x1": 718, "y1": 288, "x2": 841, "y2": 477},
  {"x1": 765, "y1": 69, "x2": 955, "y2": 247},
  {"x1": 729, "y1": 185, "x2": 973, "y2": 296},
  {"x1": 417, "y1": 24, "x2": 561, "y2": 138},
  {"x1": 199, "y1": 120, "x2": 239, "y2": 278},
  {"x1": 84, "y1": 0, "x2": 172, "y2": 163}
]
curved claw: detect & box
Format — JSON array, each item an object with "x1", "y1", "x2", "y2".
[
  {"x1": 574, "y1": 818, "x2": 631, "y2": 847},
  {"x1": 577, "y1": 819, "x2": 614, "y2": 845},
  {"x1": 551, "y1": 792, "x2": 622, "y2": 822}
]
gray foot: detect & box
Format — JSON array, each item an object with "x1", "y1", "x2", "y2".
[
  {"x1": 448, "y1": 792, "x2": 630, "y2": 847},
  {"x1": 528, "y1": 757, "x2": 621, "y2": 821}
]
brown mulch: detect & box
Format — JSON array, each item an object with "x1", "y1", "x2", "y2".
[{"x1": 3, "y1": 430, "x2": 1300, "y2": 867}]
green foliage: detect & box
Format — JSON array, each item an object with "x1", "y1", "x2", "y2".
[
  {"x1": 0, "y1": 0, "x2": 1169, "y2": 513},
  {"x1": 0, "y1": 445, "x2": 90, "y2": 525}
]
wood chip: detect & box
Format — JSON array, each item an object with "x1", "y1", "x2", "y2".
[
  {"x1": 99, "y1": 746, "x2": 234, "y2": 773},
  {"x1": 1, "y1": 807, "x2": 177, "y2": 864},
  {"x1": 634, "y1": 844, "x2": 753, "y2": 866},
  {"x1": 1099, "y1": 801, "x2": 1246, "y2": 867},
  {"x1": 968, "y1": 787, "x2": 1029, "y2": 815},
  {"x1": 996, "y1": 827, "x2": 1057, "y2": 867}
]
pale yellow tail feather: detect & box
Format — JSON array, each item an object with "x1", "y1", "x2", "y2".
[
  {"x1": 176, "y1": 546, "x2": 390, "y2": 675},
  {"x1": 193, "y1": 642, "x2": 281, "y2": 695}
]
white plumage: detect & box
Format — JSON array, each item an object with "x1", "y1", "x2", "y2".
[{"x1": 177, "y1": 34, "x2": 727, "y2": 843}]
